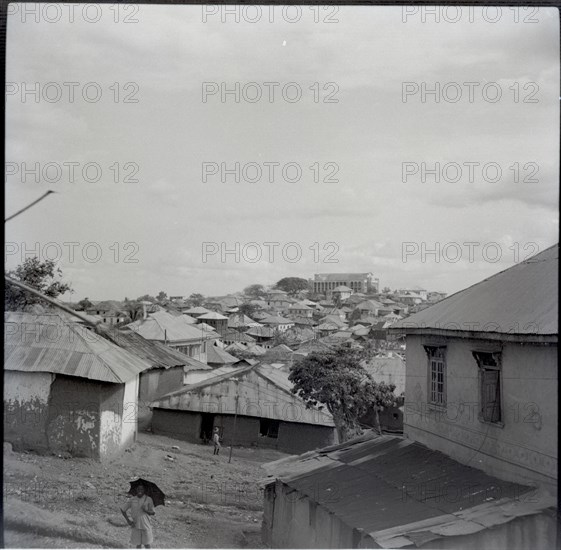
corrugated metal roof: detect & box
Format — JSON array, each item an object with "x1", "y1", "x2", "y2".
[
  {"x1": 245, "y1": 344, "x2": 267, "y2": 356},
  {"x1": 261, "y1": 315, "x2": 294, "y2": 325},
  {"x1": 207, "y1": 344, "x2": 239, "y2": 365},
  {"x1": 294, "y1": 340, "x2": 334, "y2": 355},
  {"x1": 198, "y1": 311, "x2": 228, "y2": 320},
  {"x1": 263, "y1": 433, "x2": 551, "y2": 547},
  {"x1": 4, "y1": 312, "x2": 152, "y2": 383},
  {"x1": 262, "y1": 344, "x2": 294, "y2": 363},
  {"x1": 151, "y1": 363, "x2": 334, "y2": 426},
  {"x1": 246, "y1": 326, "x2": 275, "y2": 338},
  {"x1": 225, "y1": 342, "x2": 247, "y2": 353},
  {"x1": 222, "y1": 330, "x2": 256, "y2": 343},
  {"x1": 391, "y1": 244, "x2": 558, "y2": 338},
  {"x1": 127, "y1": 310, "x2": 215, "y2": 342},
  {"x1": 110, "y1": 329, "x2": 210, "y2": 371},
  {"x1": 227, "y1": 314, "x2": 259, "y2": 328},
  {"x1": 184, "y1": 306, "x2": 211, "y2": 315}
]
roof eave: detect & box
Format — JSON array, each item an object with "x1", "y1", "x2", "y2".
[{"x1": 388, "y1": 327, "x2": 558, "y2": 344}]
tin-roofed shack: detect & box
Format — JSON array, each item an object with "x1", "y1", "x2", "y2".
[
  {"x1": 150, "y1": 364, "x2": 337, "y2": 453},
  {"x1": 4, "y1": 312, "x2": 152, "y2": 460},
  {"x1": 262, "y1": 433, "x2": 557, "y2": 549}
]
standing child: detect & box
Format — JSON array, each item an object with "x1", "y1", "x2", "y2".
[
  {"x1": 121, "y1": 484, "x2": 155, "y2": 548},
  {"x1": 212, "y1": 427, "x2": 221, "y2": 455}
]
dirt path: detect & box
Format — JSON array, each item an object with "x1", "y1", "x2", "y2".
[{"x1": 4, "y1": 433, "x2": 287, "y2": 548}]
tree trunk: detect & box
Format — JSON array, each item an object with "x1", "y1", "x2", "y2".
[{"x1": 332, "y1": 412, "x2": 349, "y2": 443}]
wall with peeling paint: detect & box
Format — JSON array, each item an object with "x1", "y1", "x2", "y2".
[
  {"x1": 121, "y1": 376, "x2": 138, "y2": 449},
  {"x1": 5, "y1": 371, "x2": 140, "y2": 460},
  {"x1": 46, "y1": 375, "x2": 102, "y2": 458},
  {"x1": 99, "y1": 383, "x2": 125, "y2": 460},
  {"x1": 4, "y1": 371, "x2": 54, "y2": 452},
  {"x1": 404, "y1": 336, "x2": 557, "y2": 488}
]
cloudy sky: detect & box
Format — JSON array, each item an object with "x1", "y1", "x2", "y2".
[{"x1": 5, "y1": 5, "x2": 559, "y2": 301}]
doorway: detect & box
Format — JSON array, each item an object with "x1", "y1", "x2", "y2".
[{"x1": 200, "y1": 413, "x2": 215, "y2": 443}]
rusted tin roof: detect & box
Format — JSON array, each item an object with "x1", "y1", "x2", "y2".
[
  {"x1": 151, "y1": 363, "x2": 334, "y2": 427},
  {"x1": 107, "y1": 329, "x2": 210, "y2": 371},
  {"x1": 390, "y1": 244, "x2": 558, "y2": 339},
  {"x1": 4, "y1": 312, "x2": 152, "y2": 383},
  {"x1": 127, "y1": 310, "x2": 216, "y2": 342},
  {"x1": 263, "y1": 433, "x2": 554, "y2": 547},
  {"x1": 207, "y1": 344, "x2": 239, "y2": 365}
]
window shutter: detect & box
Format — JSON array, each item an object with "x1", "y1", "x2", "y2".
[{"x1": 482, "y1": 369, "x2": 500, "y2": 422}]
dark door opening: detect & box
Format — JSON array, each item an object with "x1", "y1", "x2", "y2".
[
  {"x1": 259, "y1": 418, "x2": 280, "y2": 438},
  {"x1": 200, "y1": 413, "x2": 215, "y2": 443}
]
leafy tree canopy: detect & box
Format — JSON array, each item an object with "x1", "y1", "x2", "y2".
[
  {"x1": 238, "y1": 302, "x2": 259, "y2": 317},
  {"x1": 5, "y1": 257, "x2": 72, "y2": 311},
  {"x1": 274, "y1": 277, "x2": 308, "y2": 295},
  {"x1": 76, "y1": 297, "x2": 93, "y2": 311},
  {"x1": 289, "y1": 346, "x2": 396, "y2": 442},
  {"x1": 188, "y1": 293, "x2": 205, "y2": 307},
  {"x1": 243, "y1": 284, "x2": 266, "y2": 299}
]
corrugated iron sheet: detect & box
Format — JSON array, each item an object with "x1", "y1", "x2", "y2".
[
  {"x1": 151, "y1": 363, "x2": 334, "y2": 426},
  {"x1": 5, "y1": 312, "x2": 152, "y2": 383},
  {"x1": 127, "y1": 310, "x2": 216, "y2": 342},
  {"x1": 107, "y1": 329, "x2": 210, "y2": 371},
  {"x1": 264, "y1": 433, "x2": 550, "y2": 545},
  {"x1": 391, "y1": 244, "x2": 558, "y2": 337}
]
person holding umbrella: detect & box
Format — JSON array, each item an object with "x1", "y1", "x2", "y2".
[{"x1": 121, "y1": 479, "x2": 165, "y2": 548}]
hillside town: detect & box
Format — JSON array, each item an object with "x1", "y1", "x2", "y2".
[
  {"x1": 4, "y1": 253, "x2": 559, "y2": 548},
  {"x1": 4, "y1": 4, "x2": 558, "y2": 550}
]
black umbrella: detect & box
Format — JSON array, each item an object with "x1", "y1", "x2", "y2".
[{"x1": 128, "y1": 478, "x2": 166, "y2": 507}]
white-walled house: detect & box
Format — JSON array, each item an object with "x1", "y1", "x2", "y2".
[{"x1": 4, "y1": 312, "x2": 151, "y2": 460}]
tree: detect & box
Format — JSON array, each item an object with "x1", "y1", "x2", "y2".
[
  {"x1": 289, "y1": 346, "x2": 397, "y2": 442},
  {"x1": 188, "y1": 293, "x2": 205, "y2": 307},
  {"x1": 349, "y1": 308, "x2": 362, "y2": 323},
  {"x1": 243, "y1": 284, "x2": 266, "y2": 299},
  {"x1": 333, "y1": 294, "x2": 343, "y2": 308},
  {"x1": 238, "y1": 302, "x2": 258, "y2": 317},
  {"x1": 122, "y1": 298, "x2": 144, "y2": 322},
  {"x1": 5, "y1": 257, "x2": 72, "y2": 311},
  {"x1": 271, "y1": 329, "x2": 291, "y2": 347},
  {"x1": 156, "y1": 291, "x2": 168, "y2": 303},
  {"x1": 76, "y1": 297, "x2": 93, "y2": 311},
  {"x1": 382, "y1": 287, "x2": 392, "y2": 294},
  {"x1": 274, "y1": 277, "x2": 309, "y2": 295}
]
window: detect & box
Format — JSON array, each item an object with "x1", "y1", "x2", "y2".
[
  {"x1": 473, "y1": 352, "x2": 502, "y2": 424},
  {"x1": 176, "y1": 345, "x2": 193, "y2": 356},
  {"x1": 425, "y1": 346, "x2": 446, "y2": 406}
]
